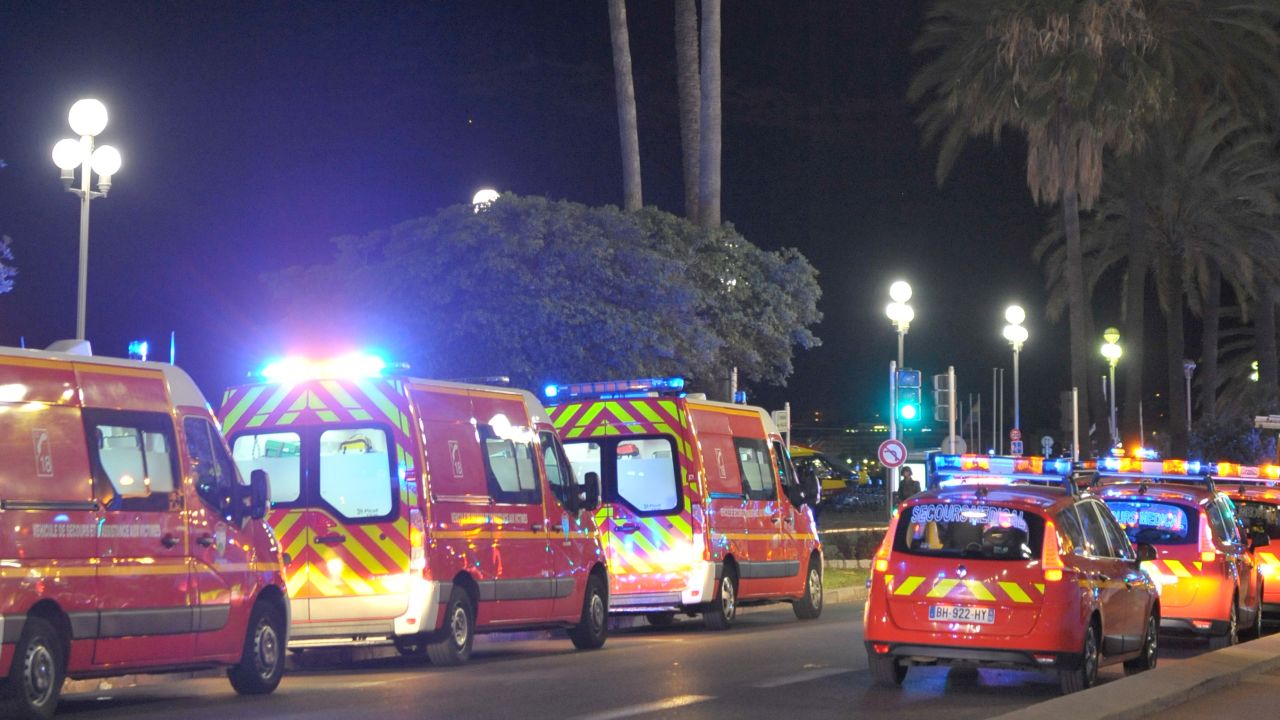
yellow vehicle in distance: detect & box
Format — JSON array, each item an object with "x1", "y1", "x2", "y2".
[{"x1": 790, "y1": 444, "x2": 857, "y2": 495}]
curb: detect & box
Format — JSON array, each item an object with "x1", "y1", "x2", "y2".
[{"x1": 991, "y1": 632, "x2": 1280, "y2": 720}]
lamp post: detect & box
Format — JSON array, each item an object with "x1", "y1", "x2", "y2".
[
  {"x1": 1183, "y1": 359, "x2": 1196, "y2": 434},
  {"x1": 885, "y1": 281, "x2": 913, "y2": 368},
  {"x1": 471, "y1": 188, "x2": 499, "y2": 212},
  {"x1": 52, "y1": 99, "x2": 122, "y2": 341},
  {"x1": 1101, "y1": 327, "x2": 1122, "y2": 447},
  {"x1": 1002, "y1": 305, "x2": 1028, "y2": 436}
]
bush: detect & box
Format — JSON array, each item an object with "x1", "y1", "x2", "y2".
[{"x1": 832, "y1": 532, "x2": 856, "y2": 560}]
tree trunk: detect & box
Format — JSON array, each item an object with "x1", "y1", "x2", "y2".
[
  {"x1": 1120, "y1": 168, "x2": 1148, "y2": 445},
  {"x1": 697, "y1": 0, "x2": 721, "y2": 228},
  {"x1": 1199, "y1": 261, "x2": 1221, "y2": 420},
  {"x1": 1258, "y1": 285, "x2": 1278, "y2": 398},
  {"x1": 1162, "y1": 259, "x2": 1189, "y2": 457},
  {"x1": 674, "y1": 0, "x2": 700, "y2": 223},
  {"x1": 1058, "y1": 115, "x2": 1094, "y2": 457},
  {"x1": 608, "y1": 0, "x2": 642, "y2": 211}
]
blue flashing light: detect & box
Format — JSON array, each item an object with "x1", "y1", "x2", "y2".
[
  {"x1": 259, "y1": 352, "x2": 388, "y2": 383},
  {"x1": 543, "y1": 377, "x2": 686, "y2": 400},
  {"x1": 1187, "y1": 460, "x2": 1202, "y2": 475},
  {"x1": 1100, "y1": 457, "x2": 1121, "y2": 472},
  {"x1": 127, "y1": 339, "x2": 149, "y2": 362}
]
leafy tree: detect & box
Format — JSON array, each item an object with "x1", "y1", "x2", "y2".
[
  {"x1": 0, "y1": 236, "x2": 15, "y2": 294},
  {"x1": 266, "y1": 195, "x2": 820, "y2": 395},
  {"x1": 1189, "y1": 413, "x2": 1276, "y2": 465}
]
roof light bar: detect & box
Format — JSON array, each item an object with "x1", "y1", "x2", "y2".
[
  {"x1": 544, "y1": 377, "x2": 686, "y2": 400},
  {"x1": 259, "y1": 352, "x2": 389, "y2": 383},
  {"x1": 931, "y1": 454, "x2": 1074, "y2": 489}
]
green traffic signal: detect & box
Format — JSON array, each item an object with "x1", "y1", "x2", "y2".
[{"x1": 897, "y1": 386, "x2": 921, "y2": 423}]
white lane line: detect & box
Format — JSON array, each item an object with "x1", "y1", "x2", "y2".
[
  {"x1": 753, "y1": 667, "x2": 854, "y2": 688},
  {"x1": 571, "y1": 694, "x2": 715, "y2": 720}
]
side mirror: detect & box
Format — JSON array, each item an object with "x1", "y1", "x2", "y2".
[
  {"x1": 582, "y1": 471, "x2": 601, "y2": 511},
  {"x1": 785, "y1": 483, "x2": 807, "y2": 509},
  {"x1": 1136, "y1": 543, "x2": 1158, "y2": 563},
  {"x1": 1251, "y1": 531, "x2": 1271, "y2": 549},
  {"x1": 249, "y1": 469, "x2": 271, "y2": 520}
]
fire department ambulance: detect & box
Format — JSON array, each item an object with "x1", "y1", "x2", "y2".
[
  {"x1": 1217, "y1": 464, "x2": 1280, "y2": 618},
  {"x1": 220, "y1": 354, "x2": 608, "y2": 665},
  {"x1": 0, "y1": 342, "x2": 287, "y2": 720},
  {"x1": 546, "y1": 378, "x2": 823, "y2": 630}
]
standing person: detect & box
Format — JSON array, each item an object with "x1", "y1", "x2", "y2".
[{"x1": 898, "y1": 466, "x2": 921, "y2": 503}]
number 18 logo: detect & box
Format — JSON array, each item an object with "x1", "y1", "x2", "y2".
[{"x1": 33, "y1": 429, "x2": 54, "y2": 477}]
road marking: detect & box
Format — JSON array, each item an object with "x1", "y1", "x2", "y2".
[
  {"x1": 753, "y1": 667, "x2": 854, "y2": 688},
  {"x1": 571, "y1": 694, "x2": 714, "y2": 720}
]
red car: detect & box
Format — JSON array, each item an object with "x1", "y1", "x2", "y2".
[{"x1": 864, "y1": 454, "x2": 1160, "y2": 694}]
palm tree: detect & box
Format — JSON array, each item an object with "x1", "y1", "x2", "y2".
[
  {"x1": 911, "y1": 0, "x2": 1166, "y2": 455},
  {"x1": 697, "y1": 0, "x2": 721, "y2": 228},
  {"x1": 608, "y1": 0, "x2": 642, "y2": 211},
  {"x1": 674, "y1": 0, "x2": 700, "y2": 222}
]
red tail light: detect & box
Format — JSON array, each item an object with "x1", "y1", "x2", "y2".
[
  {"x1": 1042, "y1": 520, "x2": 1064, "y2": 582},
  {"x1": 1198, "y1": 511, "x2": 1217, "y2": 563},
  {"x1": 872, "y1": 643, "x2": 891, "y2": 654}
]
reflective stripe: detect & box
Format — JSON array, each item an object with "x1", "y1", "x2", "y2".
[
  {"x1": 963, "y1": 580, "x2": 995, "y2": 601},
  {"x1": 1164, "y1": 560, "x2": 1194, "y2": 578},
  {"x1": 998, "y1": 581, "x2": 1031, "y2": 603},
  {"x1": 894, "y1": 576, "x2": 924, "y2": 596},
  {"x1": 926, "y1": 579, "x2": 959, "y2": 598}
]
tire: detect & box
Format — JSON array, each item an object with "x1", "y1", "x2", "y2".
[
  {"x1": 1247, "y1": 586, "x2": 1264, "y2": 640},
  {"x1": 427, "y1": 587, "x2": 475, "y2": 666},
  {"x1": 645, "y1": 612, "x2": 676, "y2": 627},
  {"x1": 568, "y1": 574, "x2": 608, "y2": 650},
  {"x1": 793, "y1": 557, "x2": 824, "y2": 620},
  {"x1": 703, "y1": 566, "x2": 738, "y2": 631},
  {"x1": 867, "y1": 652, "x2": 907, "y2": 687},
  {"x1": 1124, "y1": 612, "x2": 1158, "y2": 674},
  {"x1": 228, "y1": 602, "x2": 285, "y2": 695},
  {"x1": 1059, "y1": 622, "x2": 1099, "y2": 694},
  {"x1": 1209, "y1": 600, "x2": 1239, "y2": 650},
  {"x1": 393, "y1": 634, "x2": 429, "y2": 659},
  {"x1": 0, "y1": 617, "x2": 64, "y2": 720}
]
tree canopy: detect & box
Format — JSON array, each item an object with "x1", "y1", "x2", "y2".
[
  {"x1": 0, "y1": 236, "x2": 15, "y2": 294},
  {"x1": 265, "y1": 194, "x2": 821, "y2": 395}
]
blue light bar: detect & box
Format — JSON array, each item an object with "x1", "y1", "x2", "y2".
[
  {"x1": 259, "y1": 352, "x2": 388, "y2": 382},
  {"x1": 544, "y1": 377, "x2": 686, "y2": 400}
]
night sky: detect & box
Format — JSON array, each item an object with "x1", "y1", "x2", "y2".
[{"x1": 1, "y1": 1, "x2": 1098, "y2": 442}]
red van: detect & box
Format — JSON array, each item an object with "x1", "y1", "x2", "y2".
[
  {"x1": 220, "y1": 354, "x2": 608, "y2": 664},
  {"x1": 0, "y1": 342, "x2": 287, "y2": 719},
  {"x1": 547, "y1": 378, "x2": 823, "y2": 630}
]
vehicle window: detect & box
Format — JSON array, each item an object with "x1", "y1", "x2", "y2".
[
  {"x1": 1076, "y1": 501, "x2": 1115, "y2": 557},
  {"x1": 735, "y1": 438, "x2": 776, "y2": 501},
  {"x1": 1206, "y1": 501, "x2": 1230, "y2": 545},
  {"x1": 185, "y1": 416, "x2": 243, "y2": 519},
  {"x1": 479, "y1": 425, "x2": 540, "y2": 505},
  {"x1": 895, "y1": 502, "x2": 1044, "y2": 560},
  {"x1": 1054, "y1": 505, "x2": 1086, "y2": 555},
  {"x1": 319, "y1": 427, "x2": 397, "y2": 520},
  {"x1": 1103, "y1": 499, "x2": 1195, "y2": 546},
  {"x1": 540, "y1": 431, "x2": 574, "y2": 507},
  {"x1": 1216, "y1": 497, "x2": 1241, "y2": 544},
  {"x1": 564, "y1": 435, "x2": 680, "y2": 515},
  {"x1": 1098, "y1": 508, "x2": 1135, "y2": 560},
  {"x1": 88, "y1": 410, "x2": 179, "y2": 512},
  {"x1": 772, "y1": 441, "x2": 808, "y2": 508},
  {"x1": 231, "y1": 431, "x2": 301, "y2": 504},
  {"x1": 1234, "y1": 500, "x2": 1280, "y2": 539}
]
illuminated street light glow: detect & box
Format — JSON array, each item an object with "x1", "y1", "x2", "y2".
[{"x1": 889, "y1": 280, "x2": 912, "y2": 304}]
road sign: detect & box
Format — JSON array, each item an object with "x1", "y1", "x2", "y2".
[
  {"x1": 1041, "y1": 435, "x2": 1054, "y2": 455},
  {"x1": 942, "y1": 435, "x2": 966, "y2": 454},
  {"x1": 1009, "y1": 428, "x2": 1022, "y2": 442},
  {"x1": 878, "y1": 439, "x2": 907, "y2": 468},
  {"x1": 771, "y1": 409, "x2": 790, "y2": 434},
  {"x1": 1010, "y1": 439, "x2": 1024, "y2": 456}
]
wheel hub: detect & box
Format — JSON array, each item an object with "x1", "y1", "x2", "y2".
[{"x1": 23, "y1": 644, "x2": 55, "y2": 705}]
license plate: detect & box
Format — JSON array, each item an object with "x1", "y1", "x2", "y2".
[{"x1": 929, "y1": 604, "x2": 996, "y2": 624}]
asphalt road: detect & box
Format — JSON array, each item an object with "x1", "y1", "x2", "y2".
[{"x1": 56, "y1": 603, "x2": 1216, "y2": 720}]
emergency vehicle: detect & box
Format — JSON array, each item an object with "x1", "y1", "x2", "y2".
[
  {"x1": 546, "y1": 378, "x2": 823, "y2": 630},
  {"x1": 1093, "y1": 456, "x2": 1267, "y2": 646},
  {"x1": 790, "y1": 444, "x2": 855, "y2": 495},
  {"x1": 0, "y1": 342, "x2": 287, "y2": 720},
  {"x1": 864, "y1": 454, "x2": 1160, "y2": 694},
  {"x1": 1216, "y1": 463, "x2": 1280, "y2": 618},
  {"x1": 220, "y1": 354, "x2": 608, "y2": 665}
]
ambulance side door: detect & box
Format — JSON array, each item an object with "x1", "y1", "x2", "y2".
[
  {"x1": 770, "y1": 440, "x2": 809, "y2": 595},
  {"x1": 540, "y1": 430, "x2": 594, "y2": 620}
]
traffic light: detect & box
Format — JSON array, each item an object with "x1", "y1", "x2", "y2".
[
  {"x1": 896, "y1": 368, "x2": 922, "y2": 424},
  {"x1": 933, "y1": 373, "x2": 951, "y2": 422}
]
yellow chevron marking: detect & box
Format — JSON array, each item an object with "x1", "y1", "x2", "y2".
[
  {"x1": 999, "y1": 581, "x2": 1032, "y2": 603},
  {"x1": 1193, "y1": 562, "x2": 1203, "y2": 571},
  {"x1": 926, "y1": 578, "x2": 959, "y2": 598},
  {"x1": 884, "y1": 574, "x2": 895, "y2": 589},
  {"x1": 894, "y1": 576, "x2": 925, "y2": 596},
  {"x1": 1165, "y1": 560, "x2": 1193, "y2": 578},
  {"x1": 1034, "y1": 583, "x2": 1045, "y2": 594},
  {"x1": 963, "y1": 580, "x2": 996, "y2": 601}
]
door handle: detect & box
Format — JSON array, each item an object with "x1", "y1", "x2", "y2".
[
  {"x1": 197, "y1": 534, "x2": 216, "y2": 547},
  {"x1": 531, "y1": 523, "x2": 544, "y2": 532},
  {"x1": 1097, "y1": 574, "x2": 1111, "y2": 583},
  {"x1": 771, "y1": 516, "x2": 782, "y2": 524},
  {"x1": 314, "y1": 533, "x2": 346, "y2": 545},
  {"x1": 161, "y1": 533, "x2": 180, "y2": 549},
  {"x1": 615, "y1": 522, "x2": 639, "y2": 533}
]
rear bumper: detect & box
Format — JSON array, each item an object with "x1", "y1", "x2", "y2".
[
  {"x1": 1160, "y1": 616, "x2": 1231, "y2": 637},
  {"x1": 608, "y1": 561, "x2": 721, "y2": 613},
  {"x1": 865, "y1": 641, "x2": 1082, "y2": 670}
]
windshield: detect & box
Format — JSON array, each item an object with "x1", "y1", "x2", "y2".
[
  {"x1": 895, "y1": 502, "x2": 1044, "y2": 560},
  {"x1": 1103, "y1": 499, "x2": 1196, "y2": 545},
  {"x1": 564, "y1": 435, "x2": 680, "y2": 515},
  {"x1": 1234, "y1": 500, "x2": 1280, "y2": 539}
]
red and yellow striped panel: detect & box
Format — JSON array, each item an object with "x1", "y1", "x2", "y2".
[{"x1": 882, "y1": 574, "x2": 1045, "y2": 604}]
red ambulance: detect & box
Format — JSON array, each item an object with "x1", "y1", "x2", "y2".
[
  {"x1": 220, "y1": 354, "x2": 608, "y2": 665},
  {"x1": 546, "y1": 378, "x2": 823, "y2": 630},
  {"x1": 0, "y1": 342, "x2": 287, "y2": 720},
  {"x1": 1219, "y1": 465, "x2": 1280, "y2": 618}
]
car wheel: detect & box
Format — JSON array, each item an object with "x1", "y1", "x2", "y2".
[
  {"x1": 867, "y1": 651, "x2": 907, "y2": 687},
  {"x1": 228, "y1": 602, "x2": 285, "y2": 695},
  {"x1": 568, "y1": 574, "x2": 608, "y2": 650},
  {"x1": 792, "y1": 556, "x2": 823, "y2": 620},
  {"x1": 1247, "y1": 586, "x2": 1264, "y2": 640},
  {"x1": 427, "y1": 587, "x2": 475, "y2": 666},
  {"x1": 0, "y1": 617, "x2": 64, "y2": 720},
  {"x1": 1059, "y1": 622, "x2": 1099, "y2": 694},
  {"x1": 393, "y1": 634, "x2": 429, "y2": 659},
  {"x1": 1124, "y1": 612, "x2": 1158, "y2": 674},
  {"x1": 645, "y1": 612, "x2": 676, "y2": 627},
  {"x1": 703, "y1": 566, "x2": 738, "y2": 631},
  {"x1": 1209, "y1": 600, "x2": 1239, "y2": 650}
]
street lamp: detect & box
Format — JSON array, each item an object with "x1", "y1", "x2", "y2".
[
  {"x1": 1002, "y1": 305, "x2": 1029, "y2": 438},
  {"x1": 1183, "y1": 359, "x2": 1196, "y2": 433},
  {"x1": 53, "y1": 99, "x2": 122, "y2": 341},
  {"x1": 472, "y1": 188, "x2": 500, "y2": 212},
  {"x1": 1101, "y1": 327, "x2": 1122, "y2": 447},
  {"x1": 885, "y1": 280, "x2": 913, "y2": 368}
]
